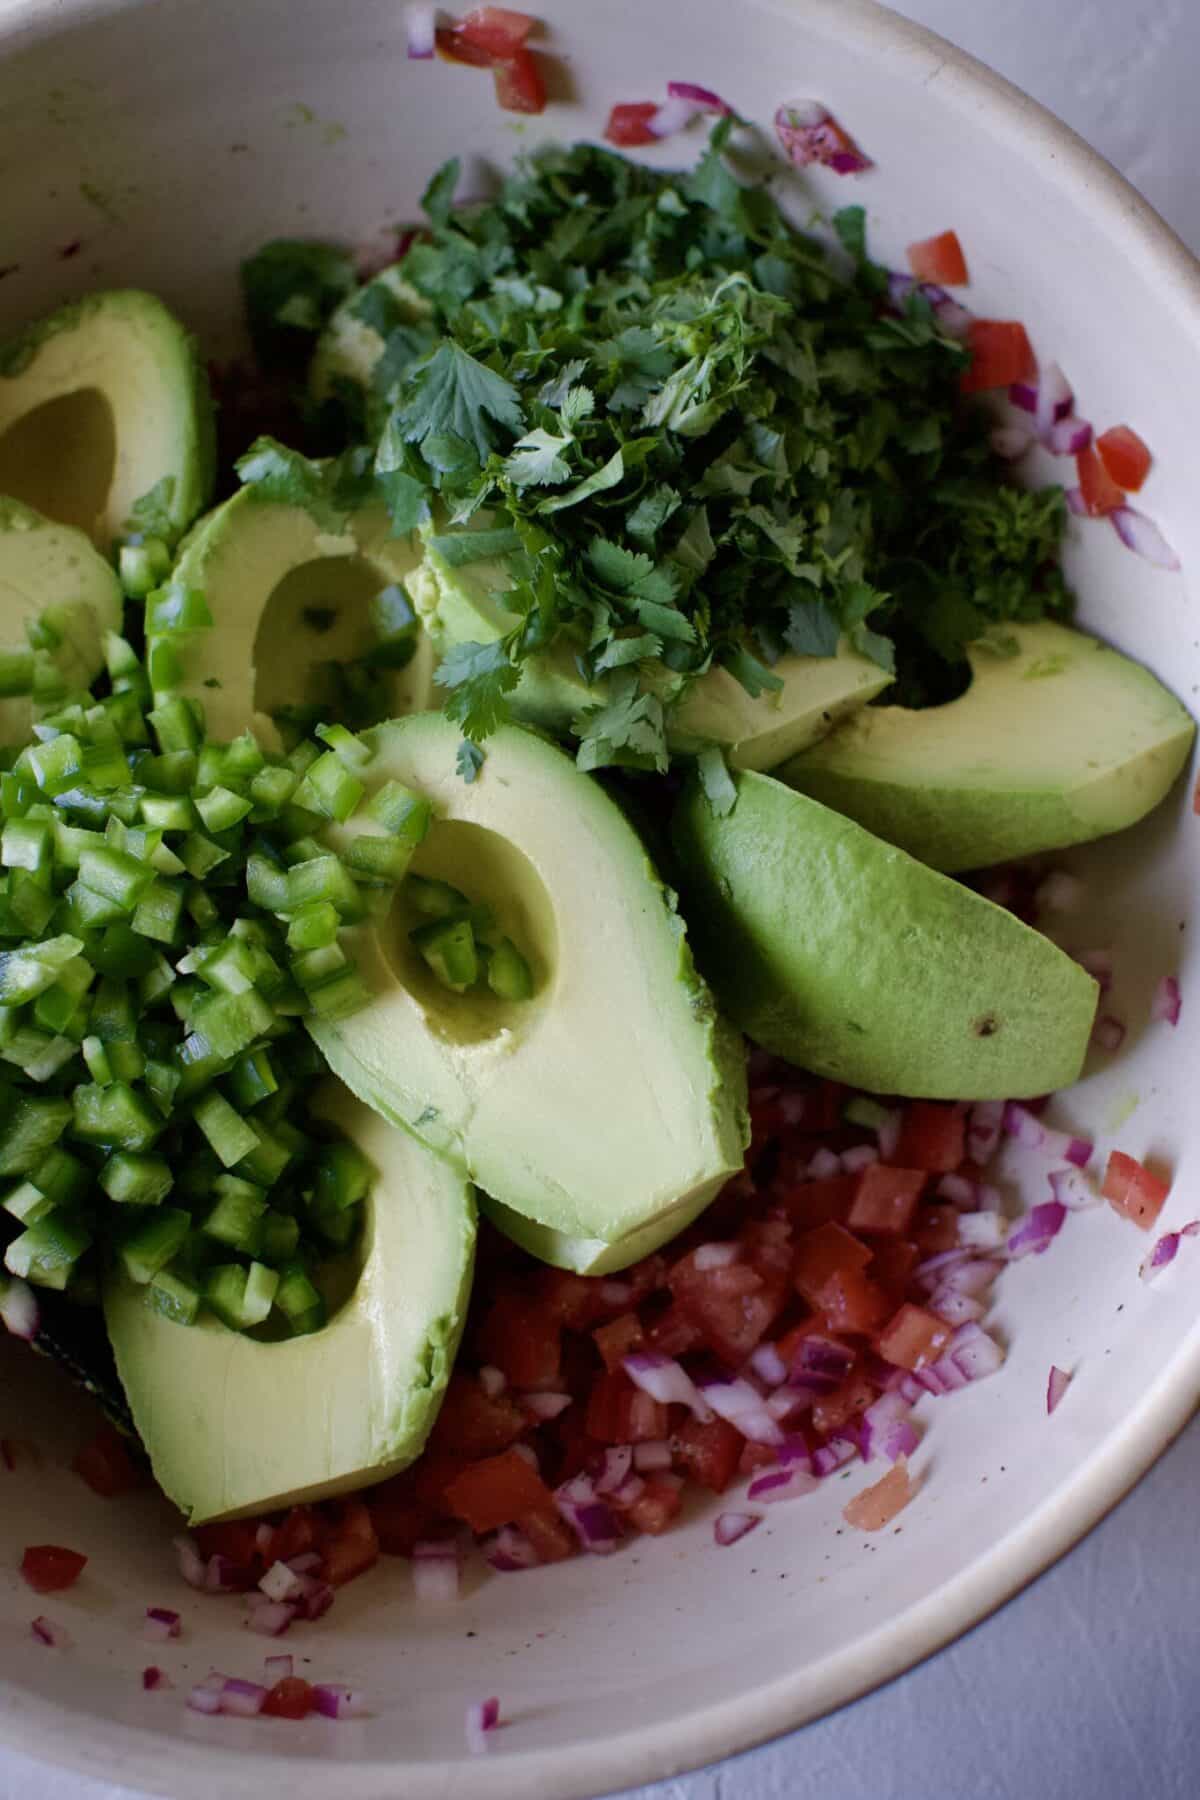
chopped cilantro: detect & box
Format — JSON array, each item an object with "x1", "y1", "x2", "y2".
[{"x1": 240, "y1": 239, "x2": 356, "y2": 366}]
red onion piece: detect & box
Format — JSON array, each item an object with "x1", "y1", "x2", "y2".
[
  {"x1": 967, "y1": 1099, "x2": 1004, "y2": 1165},
  {"x1": 693, "y1": 1241, "x2": 740, "y2": 1271},
  {"x1": 1035, "y1": 362, "x2": 1074, "y2": 438},
  {"x1": 876, "y1": 1108, "x2": 902, "y2": 1160},
  {"x1": 1183, "y1": 1221, "x2": 1200, "y2": 1238},
  {"x1": 666, "y1": 80, "x2": 730, "y2": 113},
  {"x1": 747, "y1": 1462, "x2": 818, "y2": 1503},
  {"x1": 144, "y1": 1606, "x2": 181, "y2": 1641},
  {"x1": 285, "y1": 1551, "x2": 322, "y2": 1575},
  {"x1": 1091, "y1": 1014, "x2": 1126, "y2": 1052},
  {"x1": 1045, "y1": 416, "x2": 1093, "y2": 455},
  {"x1": 990, "y1": 424, "x2": 1034, "y2": 460},
  {"x1": 714, "y1": 1510, "x2": 763, "y2": 1546},
  {"x1": 774, "y1": 100, "x2": 872, "y2": 174},
  {"x1": 312, "y1": 1685, "x2": 369, "y2": 1721},
  {"x1": 1151, "y1": 974, "x2": 1182, "y2": 1027},
  {"x1": 1140, "y1": 1231, "x2": 1180, "y2": 1282},
  {"x1": 698, "y1": 1377, "x2": 785, "y2": 1445},
  {"x1": 220, "y1": 1677, "x2": 268, "y2": 1718},
  {"x1": 935, "y1": 1172, "x2": 976, "y2": 1208},
  {"x1": 554, "y1": 1474, "x2": 623, "y2": 1554},
  {"x1": 599, "y1": 1279, "x2": 633, "y2": 1308},
  {"x1": 1110, "y1": 506, "x2": 1181, "y2": 571},
  {"x1": 1073, "y1": 947, "x2": 1113, "y2": 991},
  {"x1": 956, "y1": 1212, "x2": 1007, "y2": 1250},
  {"x1": 297, "y1": 1578, "x2": 335, "y2": 1622},
  {"x1": 520, "y1": 1391, "x2": 572, "y2": 1422},
  {"x1": 1047, "y1": 1365, "x2": 1072, "y2": 1414},
  {"x1": 1003, "y1": 1101, "x2": 1046, "y2": 1150},
  {"x1": 1064, "y1": 486, "x2": 1088, "y2": 516},
  {"x1": 811, "y1": 1432, "x2": 860, "y2": 1477},
  {"x1": 412, "y1": 1538, "x2": 462, "y2": 1603},
  {"x1": 465, "y1": 1695, "x2": 501, "y2": 1752},
  {"x1": 482, "y1": 1525, "x2": 540, "y2": 1572},
  {"x1": 860, "y1": 1392, "x2": 920, "y2": 1463},
  {"x1": 245, "y1": 1600, "x2": 296, "y2": 1638},
  {"x1": 1036, "y1": 871, "x2": 1084, "y2": 914},
  {"x1": 1009, "y1": 380, "x2": 1038, "y2": 414},
  {"x1": 404, "y1": 2, "x2": 436, "y2": 58},
  {"x1": 807, "y1": 1145, "x2": 841, "y2": 1180},
  {"x1": 634, "y1": 1439, "x2": 673, "y2": 1472},
  {"x1": 648, "y1": 94, "x2": 701, "y2": 139},
  {"x1": 840, "y1": 1143, "x2": 879, "y2": 1175},
  {"x1": 142, "y1": 1665, "x2": 172, "y2": 1691},
  {"x1": 592, "y1": 1445, "x2": 633, "y2": 1493},
  {"x1": 204, "y1": 1554, "x2": 244, "y2": 1595},
  {"x1": 929, "y1": 1287, "x2": 986, "y2": 1327},
  {"x1": 259, "y1": 1560, "x2": 305, "y2": 1604},
  {"x1": 479, "y1": 1365, "x2": 507, "y2": 1398},
  {"x1": 30, "y1": 1615, "x2": 70, "y2": 1649},
  {"x1": 623, "y1": 1350, "x2": 713, "y2": 1421},
  {"x1": 173, "y1": 1535, "x2": 208, "y2": 1591},
  {"x1": 0, "y1": 1276, "x2": 39, "y2": 1340},
  {"x1": 791, "y1": 1334, "x2": 855, "y2": 1384},
  {"x1": 1048, "y1": 1167, "x2": 1098, "y2": 1211},
  {"x1": 1007, "y1": 1199, "x2": 1068, "y2": 1259},
  {"x1": 946, "y1": 1321, "x2": 1006, "y2": 1382},
  {"x1": 749, "y1": 1341, "x2": 788, "y2": 1387},
  {"x1": 186, "y1": 1683, "x2": 222, "y2": 1715},
  {"x1": 264, "y1": 1653, "x2": 294, "y2": 1681}
]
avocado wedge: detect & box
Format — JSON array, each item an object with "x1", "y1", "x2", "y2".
[
  {"x1": 0, "y1": 498, "x2": 123, "y2": 740},
  {"x1": 671, "y1": 769, "x2": 1099, "y2": 1100},
  {"x1": 0, "y1": 291, "x2": 215, "y2": 550},
  {"x1": 311, "y1": 713, "x2": 748, "y2": 1258},
  {"x1": 104, "y1": 1081, "x2": 476, "y2": 1524},
  {"x1": 780, "y1": 621, "x2": 1195, "y2": 870}
]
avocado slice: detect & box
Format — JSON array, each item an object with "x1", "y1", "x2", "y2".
[
  {"x1": 671, "y1": 770, "x2": 1099, "y2": 1100},
  {"x1": 156, "y1": 486, "x2": 434, "y2": 748},
  {"x1": 415, "y1": 522, "x2": 892, "y2": 768},
  {"x1": 311, "y1": 713, "x2": 748, "y2": 1257},
  {"x1": 0, "y1": 499, "x2": 123, "y2": 740},
  {"x1": 780, "y1": 621, "x2": 1195, "y2": 871},
  {"x1": 0, "y1": 291, "x2": 215, "y2": 550},
  {"x1": 309, "y1": 265, "x2": 433, "y2": 435},
  {"x1": 103, "y1": 1082, "x2": 476, "y2": 1524}
]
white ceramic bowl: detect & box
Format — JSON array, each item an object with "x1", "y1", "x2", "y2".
[{"x1": 2, "y1": 2, "x2": 1199, "y2": 1795}]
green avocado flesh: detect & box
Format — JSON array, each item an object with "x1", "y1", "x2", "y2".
[
  {"x1": 0, "y1": 498, "x2": 122, "y2": 741},
  {"x1": 780, "y1": 621, "x2": 1196, "y2": 870},
  {"x1": 311, "y1": 712, "x2": 748, "y2": 1251},
  {"x1": 415, "y1": 523, "x2": 892, "y2": 769},
  {"x1": 0, "y1": 291, "x2": 214, "y2": 549},
  {"x1": 309, "y1": 265, "x2": 433, "y2": 434},
  {"x1": 159, "y1": 487, "x2": 434, "y2": 747},
  {"x1": 671, "y1": 769, "x2": 1099, "y2": 1100},
  {"x1": 104, "y1": 1082, "x2": 476, "y2": 1524}
]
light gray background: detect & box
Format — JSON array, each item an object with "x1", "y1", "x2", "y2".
[{"x1": 3, "y1": 2, "x2": 1199, "y2": 1796}]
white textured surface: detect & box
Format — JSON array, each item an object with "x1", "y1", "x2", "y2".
[{"x1": 2, "y1": 2, "x2": 1199, "y2": 1796}]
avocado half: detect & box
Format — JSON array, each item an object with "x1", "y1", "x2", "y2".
[
  {"x1": 104, "y1": 1081, "x2": 476, "y2": 1524},
  {"x1": 311, "y1": 713, "x2": 749, "y2": 1269},
  {"x1": 780, "y1": 620, "x2": 1196, "y2": 870},
  {"x1": 0, "y1": 290, "x2": 215, "y2": 550}
]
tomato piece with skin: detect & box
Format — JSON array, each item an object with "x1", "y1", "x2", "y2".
[
  {"x1": 672, "y1": 1416, "x2": 743, "y2": 1494},
  {"x1": 519, "y1": 1506, "x2": 575, "y2": 1562},
  {"x1": 907, "y1": 229, "x2": 969, "y2": 285},
  {"x1": 535, "y1": 1267, "x2": 600, "y2": 1330},
  {"x1": 321, "y1": 1498, "x2": 379, "y2": 1586},
  {"x1": 811, "y1": 1369, "x2": 876, "y2": 1436},
  {"x1": 194, "y1": 1519, "x2": 260, "y2": 1570},
  {"x1": 493, "y1": 48, "x2": 546, "y2": 114},
  {"x1": 770, "y1": 1172, "x2": 860, "y2": 1229},
  {"x1": 367, "y1": 1485, "x2": 437, "y2": 1557},
  {"x1": 671, "y1": 1235, "x2": 789, "y2": 1366},
  {"x1": 817, "y1": 1265, "x2": 892, "y2": 1335},
  {"x1": 263, "y1": 1677, "x2": 315, "y2": 1720},
  {"x1": 738, "y1": 1439, "x2": 777, "y2": 1476},
  {"x1": 21, "y1": 1545, "x2": 87, "y2": 1594},
  {"x1": 1102, "y1": 1150, "x2": 1170, "y2": 1230},
  {"x1": 877, "y1": 1302, "x2": 952, "y2": 1372},
  {"x1": 892, "y1": 1102, "x2": 966, "y2": 1173},
  {"x1": 477, "y1": 1291, "x2": 561, "y2": 1389},
  {"x1": 844, "y1": 1458, "x2": 912, "y2": 1531},
  {"x1": 868, "y1": 1239, "x2": 920, "y2": 1302},
  {"x1": 72, "y1": 1423, "x2": 142, "y2": 1498},
  {"x1": 793, "y1": 1221, "x2": 872, "y2": 1306},
  {"x1": 457, "y1": 6, "x2": 535, "y2": 55},
  {"x1": 1075, "y1": 443, "x2": 1125, "y2": 516},
  {"x1": 444, "y1": 1448, "x2": 558, "y2": 1534},
  {"x1": 593, "y1": 1311, "x2": 644, "y2": 1372},
  {"x1": 960, "y1": 319, "x2": 1036, "y2": 393},
  {"x1": 1096, "y1": 424, "x2": 1152, "y2": 493},
  {"x1": 435, "y1": 25, "x2": 494, "y2": 65},
  {"x1": 429, "y1": 1372, "x2": 528, "y2": 1458},
  {"x1": 643, "y1": 1300, "x2": 704, "y2": 1358},
  {"x1": 604, "y1": 102, "x2": 660, "y2": 148},
  {"x1": 585, "y1": 1369, "x2": 669, "y2": 1443},
  {"x1": 268, "y1": 1506, "x2": 318, "y2": 1564},
  {"x1": 848, "y1": 1165, "x2": 926, "y2": 1236},
  {"x1": 912, "y1": 1204, "x2": 960, "y2": 1256},
  {"x1": 626, "y1": 1473, "x2": 683, "y2": 1535}
]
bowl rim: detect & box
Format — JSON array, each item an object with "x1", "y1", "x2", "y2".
[{"x1": 2, "y1": 0, "x2": 1200, "y2": 1794}]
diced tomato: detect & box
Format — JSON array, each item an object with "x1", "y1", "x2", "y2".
[
  {"x1": 518, "y1": 1506, "x2": 575, "y2": 1562},
  {"x1": 848, "y1": 1165, "x2": 926, "y2": 1236},
  {"x1": 457, "y1": 6, "x2": 535, "y2": 56},
  {"x1": 444, "y1": 1448, "x2": 557, "y2": 1534},
  {"x1": 868, "y1": 1239, "x2": 919, "y2": 1302},
  {"x1": 535, "y1": 1268, "x2": 600, "y2": 1330},
  {"x1": 670, "y1": 1232, "x2": 788, "y2": 1367},
  {"x1": 770, "y1": 1172, "x2": 860, "y2": 1228},
  {"x1": 435, "y1": 25, "x2": 495, "y2": 65},
  {"x1": 593, "y1": 1311, "x2": 644, "y2": 1372},
  {"x1": 604, "y1": 102, "x2": 660, "y2": 148},
  {"x1": 585, "y1": 1369, "x2": 668, "y2": 1443},
  {"x1": 960, "y1": 319, "x2": 1036, "y2": 394},
  {"x1": 892, "y1": 1102, "x2": 965, "y2": 1173},
  {"x1": 321, "y1": 1499, "x2": 379, "y2": 1586},
  {"x1": 876, "y1": 1302, "x2": 952, "y2": 1372},
  {"x1": 644, "y1": 1301, "x2": 704, "y2": 1358},
  {"x1": 912, "y1": 1204, "x2": 960, "y2": 1255},
  {"x1": 1096, "y1": 424, "x2": 1151, "y2": 493},
  {"x1": 793, "y1": 1221, "x2": 872, "y2": 1306},
  {"x1": 429, "y1": 1372, "x2": 527, "y2": 1458},
  {"x1": 477, "y1": 1291, "x2": 561, "y2": 1389},
  {"x1": 269, "y1": 1506, "x2": 318, "y2": 1564},
  {"x1": 493, "y1": 47, "x2": 546, "y2": 114},
  {"x1": 72, "y1": 1423, "x2": 142, "y2": 1498},
  {"x1": 817, "y1": 1265, "x2": 891, "y2": 1335},
  {"x1": 548, "y1": 1410, "x2": 603, "y2": 1484},
  {"x1": 843, "y1": 1458, "x2": 912, "y2": 1531},
  {"x1": 626, "y1": 1473, "x2": 683, "y2": 1535},
  {"x1": 20, "y1": 1545, "x2": 87, "y2": 1594},
  {"x1": 737, "y1": 1439, "x2": 778, "y2": 1476},
  {"x1": 1075, "y1": 443, "x2": 1125, "y2": 516},
  {"x1": 193, "y1": 1519, "x2": 260, "y2": 1569},
  {"x1": 411, "y1": 1448, "x2": 469, "y2": 1512},
  {"x1": 672, "y1": 1416, "x2": 743, "y2": 1494},
  {"x1": 907, "y1": 229, "x2": 969, "y2": 286},
  {"x1": 367, "y1": 1481, "x2": 437, "y2": 1557},
  {"x1": 1102, "y1": 1150, "x2": 1170, "y2": 1230},
  {"x1": 263, "y1": 1677, "x2": 315, "y2": 1720},
  {"x1": 811, "y1": 1369, "x2": 875, "y2": 1436}
]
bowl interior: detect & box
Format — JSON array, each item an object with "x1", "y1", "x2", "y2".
[{"x1": 1, "y1": 2, "x2": 1199, "y2": 1796}]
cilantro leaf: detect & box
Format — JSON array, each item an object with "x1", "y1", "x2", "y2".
[
  {"x1": 456, "y1": 738, "x2": 485, "y2": 782},
  {"x1": 123, "y1": 478, "x2": 177, "y2": 545},
  {"x1": 723, "y1": 645, "x2": 784, "y2": 699},
  {"x1": 434, "y1": 638, "x2": 520, "y2": 739},
  {"x1": 573, "y1": 670, "x2": 668, "y2": 773},
  {"x1": 374, "y1": 416, "x2": 431, "y2": 535},
  {"x1": 784, "y1": 594, "x2": 840, "y2": 659},
  {"x1": 240, "y1": 239, "x2": 355, "y2": 365},
  {"x1": 539, "y1": 448, "x2": 625, "y2": 515},
  {"x1": 235, "y1": 437, "x2": 351, "y2": 530},
  {"x1": 832, "y1": 205, "x2": 868, "y2": 262},
  {"x1": 504, "y1": 427, "x2": 574, "y2": 489},
  {"x1": 397, "y1": 343, "x2": 525, "y2": 462},
  {"x1": 697, "y1": 746, "x2": 738, "y2": 817},
  {"x1": 421, "y1": 157, "x2": 461, "y2": 228}
]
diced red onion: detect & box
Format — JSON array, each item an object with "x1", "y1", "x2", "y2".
[
  {"x1": 747, "y1": 1462, "x2": 819, "y2": 1504},
  {"x1": 554, "y1": 1474, "x2": 623, "y2": 1554},
  {"x1": 186, "y1": 1683, "x2": 222, "y2": 1715},
  {"x1": 479, "y1": 1365, "x2": 507, "y2": 1398},
  {"x1": 254, "y1": 1524, "x2": 274, "y2": 1559},
  {"x1": 142, "y1": 1666, "x2": 172, "y2": 1692},
  {"x1": 592, "y1": 1445, "x2": 633, "y2": 1493},
  {"x1": 749, "y1": 1341, "x2": 789, "y2": 1387},
  {"x1": 1007, "y1": 1199, "x2": 1067, "y2": 1259},
  {"x1": 1151, "y1": 974, "x2": 1182, "y2": 1027},
  {"x1": 634, "y1": 1439, "x2": 673, "y2": 1472},
  {"x1": 1009, "y1": 380, "x2": 1038, "y2": 414},
  {"x1": 600, "y1": 1279, "x2": 633, "y2": 1308},
  {"x1": 805, "y1": 1145, "x2": 840, "y2": 1180},
  {"x1": 623, "y1": 1351, "x2": 713, "y2": 1421},
  {"x1": 1140, "y1": 1232, "x2": 1180, "y2": 1282},
  {"x1": 699, "y1": 1377, "x2": 785, "y2": 1445},
  {"x1": 1003, "y1": 1101, "x2": 1046, "y2": 1150},
  {"x1": 204, "y1": 1554, "x2": 244, "y2": 1595},
  {"x1": 774, "y1": 100, "x2": 871, "y2": 174},
  {"x1": 977, "y1": 1184, "x2": 1004, "y2": 1214},
  {"x1": 811, "y1": 1432, "x2": 860, "y2": 1477},
  {"x1": 285, "y1": 1551, "x2": 322, "y2": 1575},
  {"x1": 947, "y1": 1321, "x2": 1006, "y2": 1382},
  {"x1": 1110, "y1": 506, "x2": 1181, "y2": 571},
  {"x1": 967, "y1": 1100, "x2": 1004, "y2": 1165},
  {"x1": 521, "y1": 1391, "x2": 572, "y2": 1422},
  {"x1": 1064, "y1": 486, "x2": 1088, "y2": 516},
  {"x1": 860, "y1": 1392, "x2": 922, "y2": 1463},
  {"x1": 1035, "y1": 362, "x2": 1074, "y2": 438},
  {"x1": 30, "y1": 1615, "x2": 70, "y2": 1649},
  {"x1": 404, "y1": 2, "x2": 436, "y2": 59},
  {"x1": 1091, "y1": 1014, "x2": 1126, "y2": 1052},
  {"x1": 1048, "y1": 1167, "x2": 1099, "y2": 1211},
  {"x1": 465, "y1": 1695, "x2": 500, "y2": 1753},
  {"x1": 259, "y1": 1560, "x2": 305, "y2": 1604},
  {"x1": 264, "y1": 1654, "x2": 294, "y2": 1681},
  {"x1": 1073, "y1": 948, "x2": 1113, "y2": 991},
  {"x1": 245, "y1": 1600, "x2": 296, "y2": 1638},
  {"x1": 1046, "y1": 416, "x2": 1093, "y2": 455},
  {"x1": 929, "y1": 1287, "x2": 986, "y2": 1327},
  {"x1": 666, "y1": 80, "x2": 730, "y2": 113},
  {"x1": 876, "y1": 1108, "x2": 902, "y2": 1160},
  {"x1": 173, "y1": 1535, "x2": 208, "y2": 1591},
  {"x1": 220, "y1": 1677, "x2": 267, "y2": 1718},
  {"x1": 693, "y1": 1242, "x2": 740, "y2": 1271},
  {"x1": 1047, "y1": 1365, "x2": 1071, "y2": 1414},
  {"x1": 957, "y1": 1212, "x2": 1007, "y2": 1250},
  {"x1": 144, "y1": 1606, "x2": 181, "y2": 1642},
  {"x1": 288, "y1": 1574, "x2": 334, "y2": 1622},
  {"x1": 791, "y1": 1335, "x2": 855, "y2": 1384},
  {"x1": 412, "y1": 1539, "x2": 462, "y2": 1603},
  {"x1": 935, "y1": 1172, "x2": 976, "y2": 1208},
  {"x1": 0, "y1": 1276, "x2": 39, "y2": 1340},
  {"x1": 1183, "y1": 1221, "x2": 1200, "y2": 1238},
  {"x1": 714, "y1": 1510, "x2": 763, "y2": 1546},
  {"x1": 648, "y1": 94, "x2": 702, "y2": 140},
  {"x1": 915, "y1": 1247, "x2": 971, "y2": 1289},
  {"x1": 945, "y1": 1256, "x2": 1004, "y2": 1297},
  {"x1": 990, "y1": 424, "x2": 1034, "y2": 460},
  {"x1": 931, "y1": 295, "x2": 972, "y2": 339},
  {"x1": 313, "y1": 1685, "x2": 368, "y2": 1721},
  {"x1": 841, "y1": 1143, "x2": 879, "y2": 1174},
  {"x1": 1036, "y1": 871, "x2": 1084, "y2": 914},
  {"x1": 482, "y1": 1526, "x2": 540, "y2": 1572}
]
